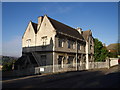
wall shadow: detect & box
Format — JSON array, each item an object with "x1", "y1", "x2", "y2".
[{"x1": 3, "y1": 68, "x2": 120, "y2": 88}]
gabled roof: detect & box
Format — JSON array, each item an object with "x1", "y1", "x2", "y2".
[
  {"x1": 15, "y1": 53, "x2": 38, "y2": 65},
  {"x1": 31, "y1": 22, "x2": 38, "y2": 34},
  {"x1": 15, "y1": 56, "x2": 26, "y2": 65},
  {"x1": 82, "y1": 30, "x2": 91, "y2": 41},
  {"x1": 47, "y1": 17, "x2": 84, "y2": 40},
  {"x1": 22, "y1": 21, "x2": 38, "y2": 39},
  {"x1": 27, "y1": 53, "x2": 38, "y2": 64}
]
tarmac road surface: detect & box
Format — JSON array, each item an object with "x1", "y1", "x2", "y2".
[{"x1": 2, "y1": 65, "x2": 120, "y2": 88}]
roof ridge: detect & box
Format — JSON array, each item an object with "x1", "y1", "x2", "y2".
[{"x1": 47, "y1": 16, "x2": 84, "y2": 40}]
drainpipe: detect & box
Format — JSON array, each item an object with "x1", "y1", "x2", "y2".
[
  {"x1": 86, "y1": 42, "x2": 89, "y2": 69},
  {"x1": 76, "y1": 40, "x2": 78, "y2": 71},
  {"x1": 53, "y1": 52, "x2": 55, "y2": 72},
  {"x1": 53, "y1": 37, "x2": 55, "y2": 73},
  {"x1": 35, "y1": 34, "x2": 37, "y2": 51}
]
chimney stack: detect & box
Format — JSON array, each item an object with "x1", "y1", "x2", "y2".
[
  {"x1": 76, "y1": 27, "x2": 82, "y2": 34},
  {"x1": 38, "y1": 16, "x2": 43, "y2": 25},
  {"x1": 37, "y1": 16, "x2": 43, "y2": 30}
]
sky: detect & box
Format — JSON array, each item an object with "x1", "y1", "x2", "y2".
[{"x1": 2, "y1": 2, "x2": 118, "y2": 57}]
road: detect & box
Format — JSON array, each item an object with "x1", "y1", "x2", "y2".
[{"x1": 2, "y1": 65, "x2": 120, "y2": 88}]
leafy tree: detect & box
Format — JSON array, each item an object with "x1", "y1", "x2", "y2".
[
  {"x1": 94, "y1": 38, "x2": 108, "y2": 62},
  {"x1": 2, "y1": 56, "x2": 17, "y2": 71},
  {"x1": 2, "y1": 62, "x2": 13, "y2": 71}
]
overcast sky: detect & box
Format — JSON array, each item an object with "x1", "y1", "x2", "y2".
[{"x1": 2, "y1": 2, "x2": 118, "y2": 57}]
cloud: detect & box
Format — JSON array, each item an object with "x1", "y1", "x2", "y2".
[
  {"x1": 57, "y1": 6, "x2": 71, "y2": 14},
  {"x1": 2, "y1": 36, "x2": 22, "y2": 57},
  {"x1": 40, "y1": 4, "x2": 72, "y2": 15}
]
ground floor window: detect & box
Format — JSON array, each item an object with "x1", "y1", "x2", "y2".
[
  {"x1": 67, "y1": 56, "x2": 75, "y2": 67},
  {"x1": 58, "y1": 55, "x2": 64, "y2": 68}
]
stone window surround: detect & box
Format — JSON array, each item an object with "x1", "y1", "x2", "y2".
[{"x1": 41, "y1": 36, "x2": 47, "y2": 46}]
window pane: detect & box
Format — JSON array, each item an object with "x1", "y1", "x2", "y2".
[
  {"x1": 58, "y1": 39, "x2": 63, "y2": 47},
  {"x1": 68, "y1": 40, "x2": 70, "y2": 48},
  {"x1": 41, "y1": 36, "x2": 47, "y2": 45}
]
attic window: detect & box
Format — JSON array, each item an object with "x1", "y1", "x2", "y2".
[
  {"x1": 26, "y1": 39, "x2": 31, "y2": 47},
  {"x1": 41, "y1": 36, "x2": 47, "y2": 45}
]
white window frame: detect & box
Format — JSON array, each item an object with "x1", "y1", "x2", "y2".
[
  {"x1": 41, "y1": 36, "x2": 47, "y2": 46},
  {"x1": 26, "y1": 39, "x2": 31, "y2": 47},
  {"x1": 58, "y1": 38, "x2": 63, "y2": 47}
]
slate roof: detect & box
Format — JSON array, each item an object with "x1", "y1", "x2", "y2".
[
  {"x1": 15, "y1": 56, "x2": 26, "y2": 65},
  {"x1": 107, "y1": 43, "x2": 120, "y2": 50},
  {"x1": 31, "y1": 22, "x2": 38, "y2": 34},
  {"x1": 48, "y1": 17, "x2": 84, "y2": 40},
  {"x1": 15, "y1": 53, "x2": 38, "y2": 65},
  {"x1": 27, "y1": 53, "x2": 38, "y2": 64}
]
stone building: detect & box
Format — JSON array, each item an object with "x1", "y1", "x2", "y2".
[{"x1": 14, "y1": 15, "x2": 94, "y2": 73}]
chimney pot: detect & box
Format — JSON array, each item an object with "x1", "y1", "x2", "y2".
[{"x1": 76, "y1": 27, "x2": 82, "y2": 34}]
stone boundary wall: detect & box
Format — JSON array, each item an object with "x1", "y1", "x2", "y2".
[
  {"x1": 2, "y1": 58, "x2": 119, "y2": 78},
  {"x1": 88, "y1": 62, "x2": 108, "y2": 69},
  {"x1": 110, "y1": 58, "x2": 118, "y2": 67}
]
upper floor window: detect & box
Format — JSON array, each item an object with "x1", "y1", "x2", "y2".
[
  {"x1": 41, "y1": 36, "x2": 47, "y2": 46},
  {"x1": 68, "y1": 40, "x2": 75, "y2": 49},
  {"x1": 90, "y1": 37, "x2": 93, "y2": 45},
  {"x1": 90, "y1": 45, "x2": 92, "y2": 50},
  {"x1": 73, "y1": 42, "x2": 75, "y2": 49},
  {"x1": 78, "y1": 43, "x2": 81, "y2": 50},
  {"x1": 58, "y1": 38, "x2": 64, "y2": 47},
  {"x1": 26, "y1": 39, "x2": 31, "y2": 47},
  {"x1": 68, "y1": 40, "x2": 71, "y2": 48},
  {"x1": 90, "y1": 40, "x2": 92, "y2": 45}
]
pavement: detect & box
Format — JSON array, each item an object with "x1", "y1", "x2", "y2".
[{"x1": 2, "y1": 65, "x2": 120, "y2": 88}]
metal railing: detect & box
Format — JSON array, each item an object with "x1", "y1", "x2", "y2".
[
  {"x1": 34, "y1": 63, "x2": 86, "y2": 74},
  {"x1": 14, "y1": 60, "x2": 115, "y2": 76}
]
